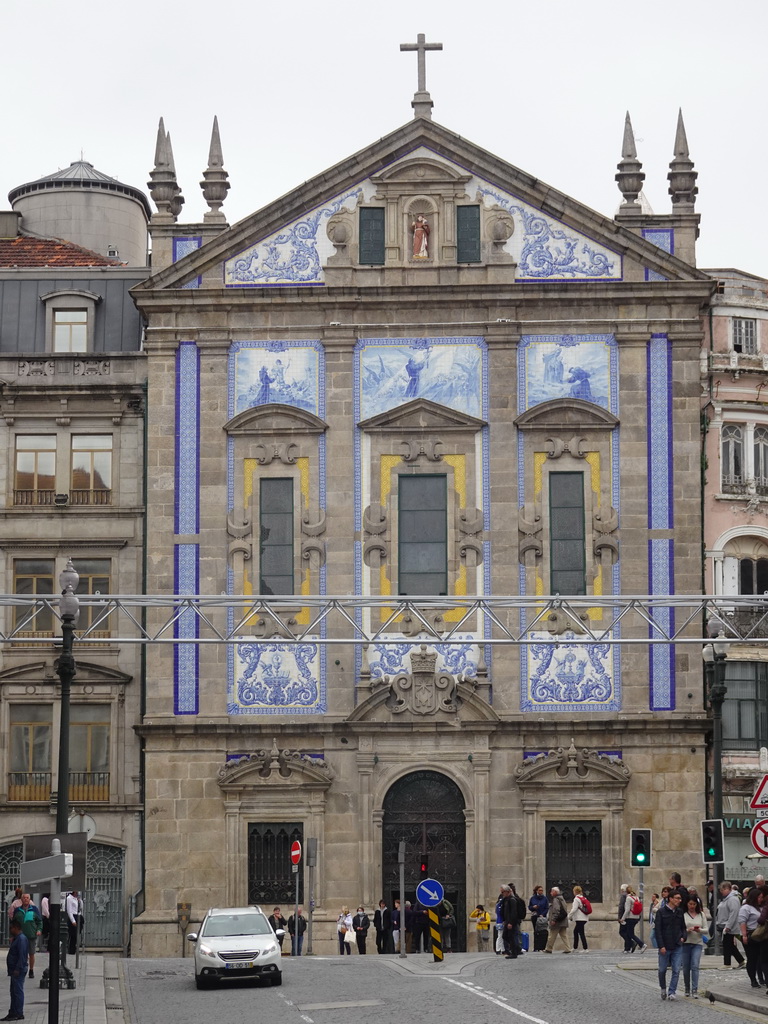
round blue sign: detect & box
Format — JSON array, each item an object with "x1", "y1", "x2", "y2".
[{"x1": 416, "y1": 878, "x2": 444, "y2": 907}]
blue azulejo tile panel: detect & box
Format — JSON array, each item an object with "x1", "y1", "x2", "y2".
[
  {"x1": 367, "y1": 638, "x2": 481, "y2": 682},
  {"x1": 642, "y1": 228, "x2": 673, "y2": 282},
  {"x1": 357, "y1": 337, "x2": 485, "y2": 420},
  {"x1": 517, "y1": 334, "x2": 618, "y2": 414},
  {"x1": 173, "y1": 236, "x2": 202, "y2": 289},
  {"x1": 229, "y1": 642, "x2": 325, "y2": 714},
  {"x1": 175, "y1": 342, "x2": 200, "y2": 535},
  {"x1": 174, "y1": 544, "x2": 199, "y2": 714},
  {"x1": 229, "y1": 340, "x2": 322, "y2": 416},
  {"x1": 649, "y1": 538, "x2": 676, "y2": 711},
  {"x1": 520, "y1": 632, "x2": 620, "y2": 712},
  {"x1": 223, "y1": 188, "x2": 363, "y2": 286},
  {"x1": 647, "y1": 334, "x2": 673, "y2": 530}
]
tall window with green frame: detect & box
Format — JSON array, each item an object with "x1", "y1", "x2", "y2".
[
  {"x1": 259, "y1": 478, "x2": 294, "y2": 595},
  {"x1": 549, "y1": 472, "x2": 586, "y2": 595},
  {"x1": 398, "y1": 474, "x2": 448, "y2": 596}
]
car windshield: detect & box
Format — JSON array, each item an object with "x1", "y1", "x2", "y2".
[{"x1": 202, "y1": 914, "x2": 272, "y2": 938}]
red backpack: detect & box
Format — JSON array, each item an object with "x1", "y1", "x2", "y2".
[
  {"x1": 579, "y1": 895, "x2": 593, "y2": 915},
  {"x1": 632, "y1": 898, "x2": 643, "y2": 916}
]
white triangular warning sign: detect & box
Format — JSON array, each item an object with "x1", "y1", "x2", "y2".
[{"x1": 749, "y1": 774, "x2": 768, "y2": 809}]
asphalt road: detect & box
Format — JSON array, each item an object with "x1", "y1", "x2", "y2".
[{"x1": 121, "y1": 950, "x2": 756, "y2": 1024}]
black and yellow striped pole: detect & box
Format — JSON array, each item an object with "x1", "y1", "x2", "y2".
[{"x1": 429, "y1": 909, "x2": 443, "y2": 962}]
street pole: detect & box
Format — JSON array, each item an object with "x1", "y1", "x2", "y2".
[
  {"x1": 46, "y1": 560, "x2": 79, "y2": 1016},
  {"x1": 704, "y1": 626, "x2": 728, "y2": 957},
  {"x1": 398, "y1": 841, "x2": 406, "y2": 958},
  {"x1": 306, "y1": 839, "x2": 317, "y2": 955}
]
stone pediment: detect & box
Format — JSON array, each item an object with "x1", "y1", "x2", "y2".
[
  {"x1": 0, "y1": 659, "x2": 132, "y2": 687},
  {"x1": 371, "y1": 156, "x2": 471, "y2": 188},
  {"x1": 136, "y1": 119, "x2": 710, "y2": 293},
  {"x1": 515, "y1": 743, "x2": 630, "y2": 788},
  {"x1": 224, "y1": 403, "x2": 328, "y2": 436},
  {"x1": 217, "y1": 740, "x2": 334, "y2": 789},
  {"x1": 515, "y1": 398, "x2": 619, "y2": 431},
  {"x1": 359, "y1": 397, "x2": 486, "y2": 433}
]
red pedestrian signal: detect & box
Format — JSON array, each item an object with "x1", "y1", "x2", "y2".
[{"x1": 419, "y1": 854, "x2": 429, "y2": 879}]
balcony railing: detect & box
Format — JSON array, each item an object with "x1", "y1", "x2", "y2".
[
  {"x1": 7, "y1": 770, "x2": 110, "y2": 802},
  {"x1": 8, "y1": 771, "x2": 51, "y2": 801},
  {"x1": 13, "y1": 489, "x2": 55, "y2": 506},
  {"x1": 69, "y1": 489, "x2": 112, "y2": 506}
]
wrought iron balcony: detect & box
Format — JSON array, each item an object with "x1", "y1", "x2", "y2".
[
  {"x1": 13, "y1": 489, "x2": 55, "y2": 506},
  {"x1": 8, "y1": 771, "x2": 51, "y2": 801},
  {"x1": 68, "y1": 771, "x2": 110, "y2": 801},
  {"x1": 69, "y1": 489, "x2": 112, "y2": 506},
  {"x1": 7, "y1": 770, "x2": 110, "y2": 802}
]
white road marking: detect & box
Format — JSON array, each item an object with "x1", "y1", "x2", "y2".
[
  {"x1": 445, "y1": 978, "x2": 551, "y2": 1023},
  {"x1": 299, "y1": 1016, "x2": 314, "y2": 1023}
]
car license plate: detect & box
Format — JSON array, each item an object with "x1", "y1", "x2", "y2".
[{"x1": 225, "y1": 962, "x2": 253, "y2": 970}]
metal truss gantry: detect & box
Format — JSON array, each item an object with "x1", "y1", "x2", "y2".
[{"x1": 1, "y1": 594, "x2": 767, "y2": 647}]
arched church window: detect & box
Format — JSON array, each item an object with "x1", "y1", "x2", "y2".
[
  {"x1": 721, "y1": 424, "x2": 744, "y2": 492},
  {"x1": 739, "y1": 557, "x2": 768, "y2": 598}
]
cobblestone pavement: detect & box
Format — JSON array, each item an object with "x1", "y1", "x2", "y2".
[{"x1": 120, "y1": 949, "x2": 768, "y2": 1024}]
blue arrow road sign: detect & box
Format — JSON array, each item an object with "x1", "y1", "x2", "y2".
[{"x1": 416, "y1": 878, "x2": 444, "y2": 907}]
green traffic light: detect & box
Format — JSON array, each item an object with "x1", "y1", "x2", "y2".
[
  {"x1": 636, "y1": 852, "x2": 646, "y2": 862},
  {"x1": 708, "y1": 847, "x2": 716, "y2": 857}
]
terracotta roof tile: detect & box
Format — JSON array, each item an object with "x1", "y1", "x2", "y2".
[{"x1": 0, "y1": 236, "x2": 122, "y2": 268}]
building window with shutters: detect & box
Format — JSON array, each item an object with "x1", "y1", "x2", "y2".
[
  {"x1": 398, "y1": 474, "x2": 448, "y2": 596},
  {"x1": 732, "y1": 318, "x2": 757, "y2": 354},
  {"x1": 259, "y1": 478, "x2": 294, "y2": 595},
  {"x1": 456, "y1": 205, "x2": 481, "y2": 263},
  {"x1": 721, "y1": 424, "x2": 744, "y2": 493},
  {"x1": 549, "y1": 472, "x2": 586, "y2": 595},
  {"x1": 359, "y1": 207, "x2": 385, "y2": 265},
  {"x1": 722, "y1": 662, "x2": 768, "y2": 750}
]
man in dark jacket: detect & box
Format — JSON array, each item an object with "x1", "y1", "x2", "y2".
[
  {"x1": 267, "y1": 907, "x2": 287, "y2": 950},
  {"x1": 5, "y1": 917, "x2": 29, "y2": 1022},
  {"x1": 502, "y1": 885, "x2": 523, "y2": 959},
  {"x1": 352, "y1": 906, "x2": 370, "y2": 955},
  {"x1": 373, "y1": 900, "x2": 392, "y2": 954},
  {"x1": 655, "y1": 891, "x2": 686, "y2": 1000},
  {"x1": 287, "y1": 907, "x2": 307, "y2": 956}
]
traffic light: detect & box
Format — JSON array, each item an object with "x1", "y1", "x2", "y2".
[
  {"x1": 630, "y1": 828, "x2": 652, "y2": 867},
  {"x1": 419, "y1": 853, "x2": 429, "y2": 879},
  {"x1": 701, "y1": 819, "x2": 725, "y2": 864}
]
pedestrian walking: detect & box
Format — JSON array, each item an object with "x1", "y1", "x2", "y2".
[
  {"x1": 12, "y1": 894, "x2": 41, "y2": 979},
  {"x1": 352, "y1": 906, "x2": 370, "y2": 955},
  {"x1": 617, "y1": 883, "x2": 629, "y2": 948},
  {"x1": 655, "y1": 890, "x2": 685, "y2": 1000},
  {"x1": 528, "y1": 886, "x2": 549, "y2": 952},
  {"x1": 738, "y1": 886, "x2": 766, "y2": 988},
  {"x1": 501, "y1": 886, "x2": 525, "y2": 959},
  {"x1": 337, "y1": 906, "x2": 354, "y2": 954},
  {"x1": 3, "y1": 918, "x2": 28, "y2": 1022},
  {"x1": 65, "y1": 890, "x2": 80, "y2": 955},
  {"x1": 469, "y1": 904, "x2": 492, "y2": 952},
  {"x1": 544, "y1": 887, "x2": 572, "y2": 954},
  {"x1": 682, "y1": 896, "x2": 706, "y2": 998},
  {"x1": 621, "y1": 886, "x2": 645, "y2": 953},
  {"x1": 716, "y1": 881, "x2": 745, "y2": 968},
  {"x1": 568, "y1": 885, "x2": 589, "y2": 951}
]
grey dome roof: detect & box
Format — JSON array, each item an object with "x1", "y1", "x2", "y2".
[{"x1": 9, "y1": 160, "x2": 151, "y2": 218}]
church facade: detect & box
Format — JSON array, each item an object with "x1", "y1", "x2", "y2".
[{"x1": 130, "y1": 100, "x2": 715, "y2": 954}]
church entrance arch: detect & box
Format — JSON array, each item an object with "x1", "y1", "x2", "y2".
[{"x1": 382, "y1": 770, "x2": 466, "y2": 951}]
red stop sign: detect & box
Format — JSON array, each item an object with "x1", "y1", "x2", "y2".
[{"x1": 290, "y1": 840, "x2": 302, "y2": 865}]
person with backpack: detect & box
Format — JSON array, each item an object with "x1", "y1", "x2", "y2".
[
  {"x1": 528, "y1": 885, "x2": 549, "y2": 952},
  {"x1": 12, "y1": 894, "x2": 42, "y2": 979},
  {"x1": 621, "y1": 885, "x2": 646, "y2": 953},
  {"x1": 469, "y1": 904, "x2": 492, "y2": 952},
  {"x1": 544, "y1": 887, "x2": 572, "y2": 953},
  {"x1": 568, "y1": 885, "x2": 591, "y2": 951}
]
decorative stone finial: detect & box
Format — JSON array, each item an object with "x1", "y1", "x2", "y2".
[
  {"x1": 147, "y1": 117, "x2": 184, "y2": 222},
  {"x1": 615, "y1": 112, "x2": 645, "y2": 208},
  {"x1": 200, "y1": 116, "x2": 230, "y2": 224},
  {"x1": 667, "y1": 109, "x2": 698, "y2": 208}
]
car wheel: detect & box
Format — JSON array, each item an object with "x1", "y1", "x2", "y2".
[{"x1": 271, "y1": 973, "x2": 283, "y2": 986}]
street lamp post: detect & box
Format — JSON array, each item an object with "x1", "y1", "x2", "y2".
[
  {"x1": 47, "y1": 559, "x2": 79, "y2": 1014},
  {"x1": 703, "y1": 624, "x2": 728, "y2": 957}
]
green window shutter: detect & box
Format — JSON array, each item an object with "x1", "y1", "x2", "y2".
[
  {"x1": 359, "y1": 207, "x2": 385, "y2": 265},
  {"x1": 457, "y1": 205, "x2": 481, "y2": 263},
  {"x1": 398, "y1": 475, "x2": 448, "y2": 596},
  {"x1": 549, "y1": 472, "x2": 586, "y2": 595},
  {"x1": 259, "y1": 478, "x2": 294, "y2": 595}
]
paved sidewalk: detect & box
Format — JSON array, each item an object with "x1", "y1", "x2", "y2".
[{"x1": 1, "y1": 954, "x2": 113, "y2": 1024}]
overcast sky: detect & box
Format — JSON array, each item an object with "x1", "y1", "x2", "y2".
[{"x1": 4, "y1": 0, "x2": 766, "y2": 276}]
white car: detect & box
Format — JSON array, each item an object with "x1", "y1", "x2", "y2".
[{"x1": 187, "y1": 906, "x2": 283, "y2": 989}]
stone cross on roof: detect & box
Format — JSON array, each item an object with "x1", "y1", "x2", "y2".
[{"x1": 400, "y1": 33, "x2": 443, "y2": 120}]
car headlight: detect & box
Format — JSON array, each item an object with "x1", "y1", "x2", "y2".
[
  {"x1": 263, "y1": 943, "x2": 278, "y2": 955},
  {"x1": 197, "y1": 943, "x2": 217, "y2": 958}
]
